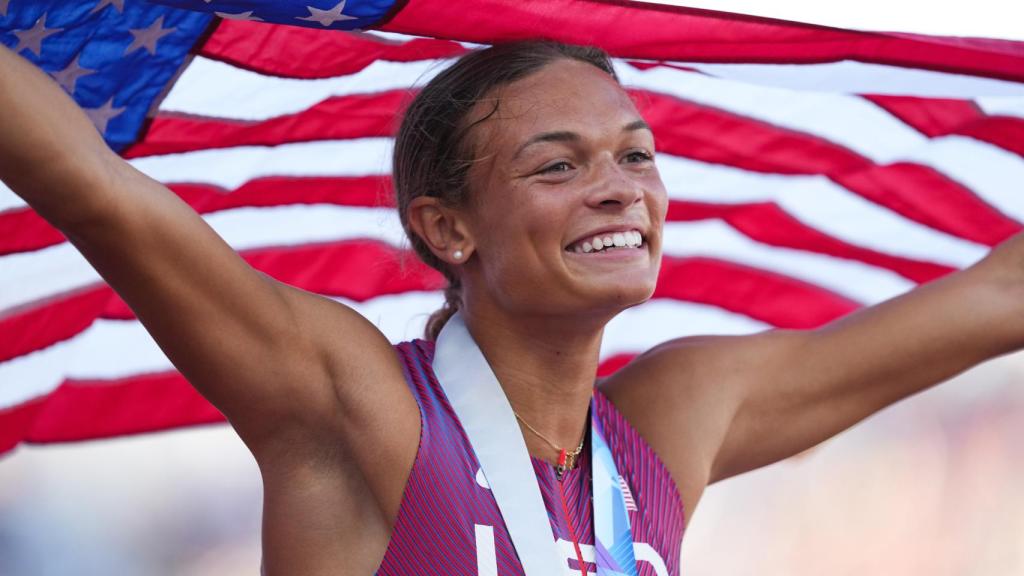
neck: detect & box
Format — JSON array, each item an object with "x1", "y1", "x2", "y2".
[{"x1": 459, "y1": 300, "x2": 608, "y2": 466}]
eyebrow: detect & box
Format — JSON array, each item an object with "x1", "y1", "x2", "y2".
[{"x1": 511, "y1": 119, "x2": 652, "y2": 160}]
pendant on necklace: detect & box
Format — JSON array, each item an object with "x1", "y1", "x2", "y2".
[{"x1": 556, "y1": 449, "x2": 569, "y2": 479}]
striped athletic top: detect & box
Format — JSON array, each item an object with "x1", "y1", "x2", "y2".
[{"x1": 376, "y1": 340, "x2": 686, "y2": 576}]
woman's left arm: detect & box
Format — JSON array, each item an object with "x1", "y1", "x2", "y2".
[{"x1": 608, "y1": 233, "x2": 1024, "y2": 487}]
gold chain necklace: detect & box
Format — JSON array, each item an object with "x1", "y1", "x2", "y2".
[{"x1": 513, "y1": 411, "x2": 586, "y2": 478}]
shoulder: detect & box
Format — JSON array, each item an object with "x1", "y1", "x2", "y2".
[{"x1": 595, "y1": 330, "x2": 789, "y2": 512}]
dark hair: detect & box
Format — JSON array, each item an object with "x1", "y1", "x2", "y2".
[{"x1": 393, "y1": 40, "x2": 617, "y2": 340}]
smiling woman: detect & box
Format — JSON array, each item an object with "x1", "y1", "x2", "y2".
[
  {"x1": 393, "y1": 41, "x2": 665, "y2": 343},
  {"x1": 3, "y1": 35, "x2": 1024, "y2": 576}
]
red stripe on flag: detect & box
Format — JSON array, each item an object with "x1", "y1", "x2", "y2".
[
  {"x1": 0, "y1": 176, "x2": 393, "y2": 255},
  {"x1": 865, "y1": 95, "x2": 985, "y2": 138},
  {"x1": 0, "y1": 286, "x2": 112, "y2": 362},
  {"x1": 0, "y1": 207, "x2": 66, "y2": 255},
  {"x1": 102, "y1": 240, "x2": 446, "y2": 319},
  {"x1": 23, "y1": 372, "x2": 225, "y2": 445},
  {"x1": 199, "y1": 20, "x2": 467, "y2": 79},
  {"x1": 379, "y1": 0, "x2": 1024, "y2": 83},
  {"x1": 630, "y1": 88, "x2": 870, "y2": 175},
  {"x1": 122, "y1": 91, "x2": 411, "y2": 158},
  {"x1": 10, "y1": 351, "x2": 652, "y2": 446},
  {"x1": 597, "y1": 353, "x2": 636, "y2": 377},
  {"x1": 168, "y1": 176, "x2": 393, "y2": 211},
  {"x1": 655, "y1": 256, "x2": 859, "y2": 329},
  {"x1": 666, "y1": 201, "x2": 955, "y2": 283},
  {"x1": 243, "y1": 240, "x2": 444, "y2": 301},
  {"x1": 0, "y1": 396, "x2": 45, "y2": 455},
  {"x1": 958, "y1": 116, "x2": 1024, "y2": 160},
  {"x1": 1, "y1": 240, "x2": 443, "y2": 359},
  {"x1": 1, "y1": 348, "x2": 697, "y2": 446},
  {"x1": 832, "y1": 162, "x2": 1023, "y2": 246},
  {"x1": 867, "y1": 95, "x2": 1024, "y2": 159}
]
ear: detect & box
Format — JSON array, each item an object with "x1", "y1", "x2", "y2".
[{"x1": 407, "y1": 196, "x2": 475, "y2": 265}]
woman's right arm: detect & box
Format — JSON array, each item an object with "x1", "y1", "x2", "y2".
[{"x1": 0, "y1": 45, "x2": 418, "y2": 477}]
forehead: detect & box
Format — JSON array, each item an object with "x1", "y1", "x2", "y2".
[{"x1": 467, "y1": 59, "x2": 642, "y2": 157}]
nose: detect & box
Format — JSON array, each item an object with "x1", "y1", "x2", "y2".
[{"x1": 584, "y1": 157, "x2": 644, "y2": 209}]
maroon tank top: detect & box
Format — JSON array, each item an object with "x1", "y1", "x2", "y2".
[{"x1": 376, "y1": 340, "x2": 685, "y2": 575}]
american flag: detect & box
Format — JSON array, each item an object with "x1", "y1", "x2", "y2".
[{"x1": 1, "y1": 0, "x2": 1023, "y2": 455}]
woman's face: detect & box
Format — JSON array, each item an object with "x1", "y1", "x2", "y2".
[{"x1": 460, "y1": 58, "x2": 667, "y2": 320}]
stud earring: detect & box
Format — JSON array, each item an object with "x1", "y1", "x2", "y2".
[{"x1": 452, "y1": 249, "x2": 464, "y2": 261}]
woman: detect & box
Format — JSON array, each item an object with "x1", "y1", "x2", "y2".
[{"x1": 2, "y1": 39, "x2": 1023, "y2": 575}]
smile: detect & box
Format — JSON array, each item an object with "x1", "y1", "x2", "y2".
[{"x1": 566, "y1": 230, "x2": 644, "y2": 254}]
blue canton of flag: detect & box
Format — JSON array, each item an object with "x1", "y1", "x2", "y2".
[
  {"x1": 0, "y1": 0, "x2": 211, "y2": 151},
  {"x1": 148, "y1": 0, "x2": 397, "y2": 30}
]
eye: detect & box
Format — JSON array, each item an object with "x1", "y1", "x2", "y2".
[
  {"x1": 623, "y1": 150, "x2": 653, "y2": 164},
  {"x1": 538, "y1": 161, "x2": 574, "y2": 174}
]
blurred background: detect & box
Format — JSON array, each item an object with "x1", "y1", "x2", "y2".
[{"x1": 2, "y1": 348, "x2": 1023, "y2": 575}]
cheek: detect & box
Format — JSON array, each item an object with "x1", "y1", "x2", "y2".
[
  {"x1": 645, "y1": 170, "x2": 669, "y2": 210},
  {"x1": 483, "y1": 188, "x2": 568, "y2": 248}
]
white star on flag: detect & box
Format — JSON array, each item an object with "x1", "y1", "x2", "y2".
[
  {"x1": 84, "y1": 97, "x2": 126, "y2": 135},
  {"x1": 297, "y1": 0, "x2": 357, "y2": 27},
  {"x1": 89, "y1": 0, "x2": 124, "y2": 14},
  {"x1": 215, "y1": 10, "x2": 264, "y2": 22},
  {"x1": 13, "y1": 13, "x2": 62, "y2": 57},
  {"x1": 50, "y1": 54, "x2": 95, "y2": 94},
  {"x1": 125, "y1": 15, "x2": 176, "y2": 56}
]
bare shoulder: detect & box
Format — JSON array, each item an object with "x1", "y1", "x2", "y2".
[{"x1": 597, "y1": 331, "x2": 789, "y2": 511}]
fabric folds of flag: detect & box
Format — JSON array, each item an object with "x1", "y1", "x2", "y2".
[{"x1": 1, "y1": 0, "x2": 1023, "y2": 455}]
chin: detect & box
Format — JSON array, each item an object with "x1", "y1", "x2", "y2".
[{"x1": 578, "y1": 276, "x2": 656, "y2": 315}]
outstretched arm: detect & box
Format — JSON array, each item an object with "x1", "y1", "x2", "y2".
[
  {"x1": 0, "y1": 45, "x2": 415, "y2": 463},
  {"x1": 606, "y1": 233, "x2": 1024, "y2": 492}
]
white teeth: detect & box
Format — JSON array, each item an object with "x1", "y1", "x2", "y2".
[{"x1": 569, "y1": 230, "x2": 644, "y2": 253}]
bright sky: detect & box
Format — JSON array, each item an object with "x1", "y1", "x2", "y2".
[{"x1": 640, "y1": 0, "x2": 1024, "y2": 41}]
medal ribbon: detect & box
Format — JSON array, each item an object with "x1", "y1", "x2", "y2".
[{"x1": 433, "y1": 313, "x2": 638, "y2": 576}]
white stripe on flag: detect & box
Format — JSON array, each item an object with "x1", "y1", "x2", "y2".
[
  {"x1": 0, "y1": 179, "x2": 24, "y2": 211},
  {"x1": 661, "y1": 220, "x2": 914, "y2": 304},
  {"x1": 615, "y1": 61, "x2": 929, "y2": 164},
  {"x1": 685, "y1": 61, "x2": 1024, "y2": 98},
  {"x1": 601, "y1": 299, "x2": 770, "y2": 359},
  {"x1": 977, "y1": 96, "x2": 1024, "y2": 118},
  {"x1": 160, "y1": 56, "x2": 452, "y2": 120},
  {"x1": 128, "y1": 138, "x2": 394, "y2": 189}
]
